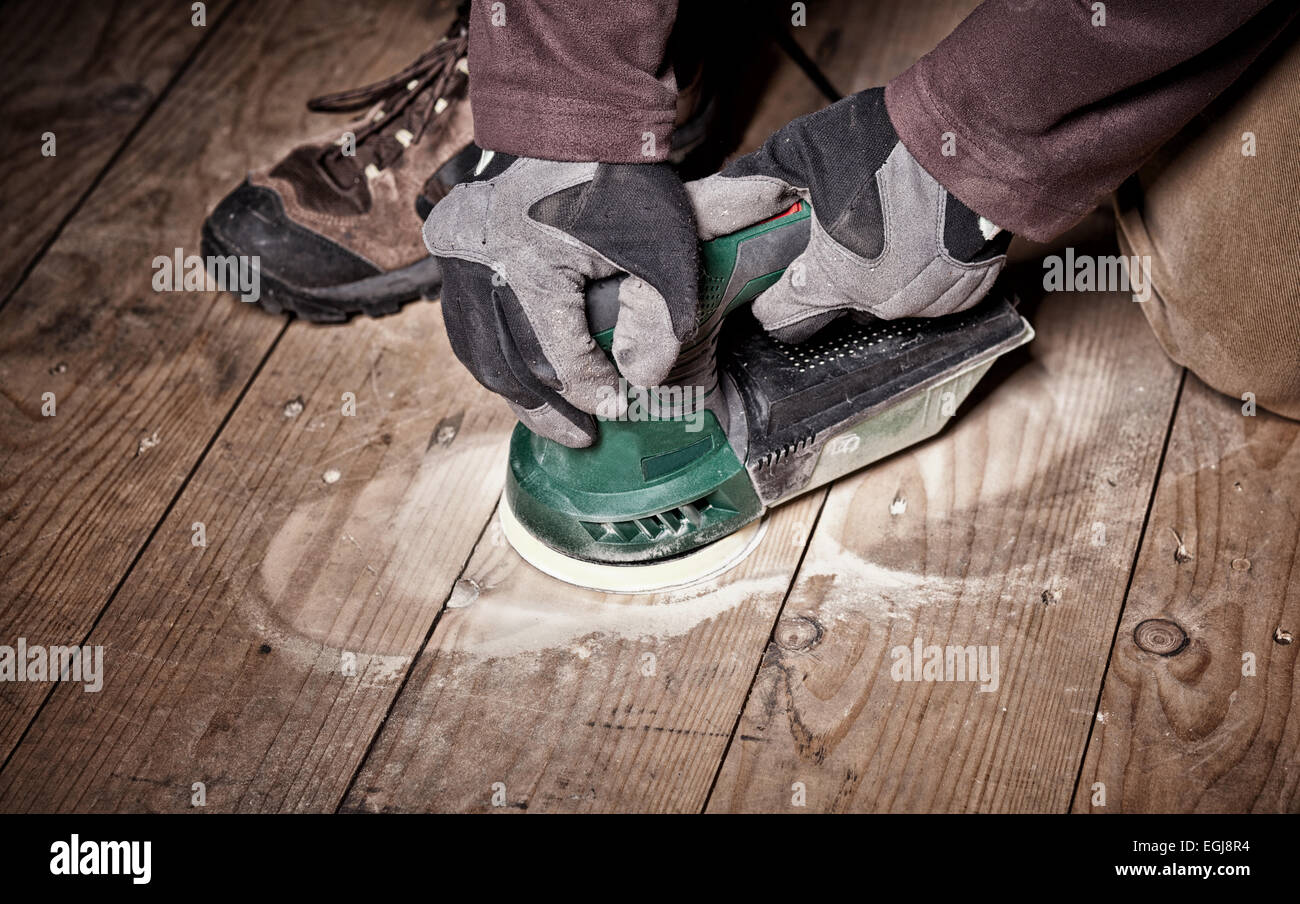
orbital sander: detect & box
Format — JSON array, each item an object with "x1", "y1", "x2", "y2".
[{"x1": 499, "y1": 201, "x2": 1033, "y2": 592}]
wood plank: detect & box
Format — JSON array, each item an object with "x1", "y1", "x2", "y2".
[
  {"x1": 0, "y1": 300, "x2": 514, "y2": 812},
  {"x1": 0, "y1": 0, "x2": 455, "y2": 764},
  {"x1": 1073, "y1": 378, "x2": 1300, "y2": 813},
  {"x1": 0, "y1": 0, "x2": 233, "y2": 303},
  {"x1": 705, "y1": 290, "x2": 1184, "y2": 812},
  {"x1": 341, "y1": 492, "x2": 826, "y2": 814}
]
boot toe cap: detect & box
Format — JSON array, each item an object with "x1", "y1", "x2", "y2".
[{"x1": 203, "y1": 181, "x2": 381, "y2": 289}]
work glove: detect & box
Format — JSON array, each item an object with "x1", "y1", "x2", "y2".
[
  {"x1": 686, "y1": 87, "x2": 1011, "y2": 343},
  {"x1": 423, "y1": 152, "x2": 698, "y2": 448}
]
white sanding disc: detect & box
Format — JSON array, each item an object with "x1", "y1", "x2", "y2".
[{"x1": 499, "y1": 496, "x2": 767, "y2": 594}]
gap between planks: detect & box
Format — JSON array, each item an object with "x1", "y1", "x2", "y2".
[
  {"x1": 0, "y1": 0, "x2": 240, "y2": 311},
  {"x1": 0, "y1": 0, "x2": 462, "y2": 785}
]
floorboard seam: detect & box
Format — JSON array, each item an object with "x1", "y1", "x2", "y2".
[
  {"x1": 0, "y1": 0, "x2": 244, "y2": 316},
  {"x1": 770, "y1": 19, "x2": 844, "y2": 102},
  {"x1": 0, "y1": 312, "x2": 289, "y2": 784},
  {"x1": 1066, "y1": 365, "x2": 1188, "y2": 812},
  {"x1": 334, "y1": 490, "x2": 502, "y2": 813},
  {"x1": 700, "y1": 487, "x2": 832, "y2": 813}
]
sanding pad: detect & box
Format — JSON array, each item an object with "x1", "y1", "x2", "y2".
[{"x1": 499, "y1": 496, "x2": 767, "y2": 594}]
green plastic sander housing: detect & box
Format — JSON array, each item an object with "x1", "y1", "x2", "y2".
[{"x1": 504, "y1": 202, "x2": 1033, "y2": 566}]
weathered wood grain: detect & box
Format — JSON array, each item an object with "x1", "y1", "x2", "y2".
[
  {"x1": 0, "y1": 0, "x2": 233, "y2": 304},
  {"x1": 1073, "y1": 378, "x2": 1300, "y2": 813},
  {"x1": 0, "y1": 0, "x2": 454, "y2": 765},
  {"x1": 706, "y1": 290, "x2": 1184, "y2": 812},
  {"x1": 340, "y1": 491, "x2": 827, "y2": 813},
  {"x1": 0, "y1": 297, "x2": 514, "y2": 812}
]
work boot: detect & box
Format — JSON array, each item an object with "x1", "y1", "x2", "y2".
[
  {"x1": 202, "y1": 3, "x2": 726, "y2": 322},
  {"x1": 201, "y1": 5, "x2": 476, "y2": 321}
]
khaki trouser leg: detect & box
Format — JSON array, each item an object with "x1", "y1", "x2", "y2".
[{"x1": 1114, "y1": 26, "x2": 1300, "y2": 420}]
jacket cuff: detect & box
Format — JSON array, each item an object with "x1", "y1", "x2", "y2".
[
  {"x1": 471, "y1": 91, "x2": 675, "y2": 163},
  {"x1": 885, "y1": 67, "x2": 1093, "y2": 242}
]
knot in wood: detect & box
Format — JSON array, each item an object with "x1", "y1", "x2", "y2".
[
  {"x1": 776, "y1": 615, "x2": 823, "y2": 652},
  {"x1": 1133, "y1": 618, "x2": 1188, "y2": 656}
]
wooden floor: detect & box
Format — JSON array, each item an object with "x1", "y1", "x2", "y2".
[{"x1": 0, "y1": 0, "x2": 1296, "y2": 813}]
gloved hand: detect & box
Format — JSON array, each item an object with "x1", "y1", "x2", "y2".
[
  {"x1": 423, "y1": 152, "x2": 698, "y2": 448},
  {"x1": 686, "y1": 88, "x2": 1011, "y2": 343}
]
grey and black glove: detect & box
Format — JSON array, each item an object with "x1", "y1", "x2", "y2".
[
  {"x1": 686, "y1": 87, "x2": 1011, "y2": 343},
  {"x1": 423, "y1": 152, "x2": 698, "y2": 448}
]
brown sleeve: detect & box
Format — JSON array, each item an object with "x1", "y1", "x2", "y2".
[
  {"x1": 468, "y1": 0, "x2": 679, "y2": 163},
  {"x1": 885, "y1": 0, "x2": 1297, "y2": 240}
]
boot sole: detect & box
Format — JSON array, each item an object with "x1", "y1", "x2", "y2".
[{"x1": 200, "y1": 221, "x2": 442, "y2": 323}]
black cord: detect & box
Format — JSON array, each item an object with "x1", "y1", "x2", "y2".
[{"x1": 770, "y1": 21, "x2": 844, "y2": 103}]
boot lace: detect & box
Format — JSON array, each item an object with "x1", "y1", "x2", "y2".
[{"x1": 309, "y1": 3, "x2": 469, "y2": 182}]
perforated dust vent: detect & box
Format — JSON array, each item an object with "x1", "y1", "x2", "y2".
[
  {"x1": 579, "y1": 494, "x2": 739, "y2": 545},
  {"x1": 776, "y1": 319, "x2": 926, "y2": 373}
]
